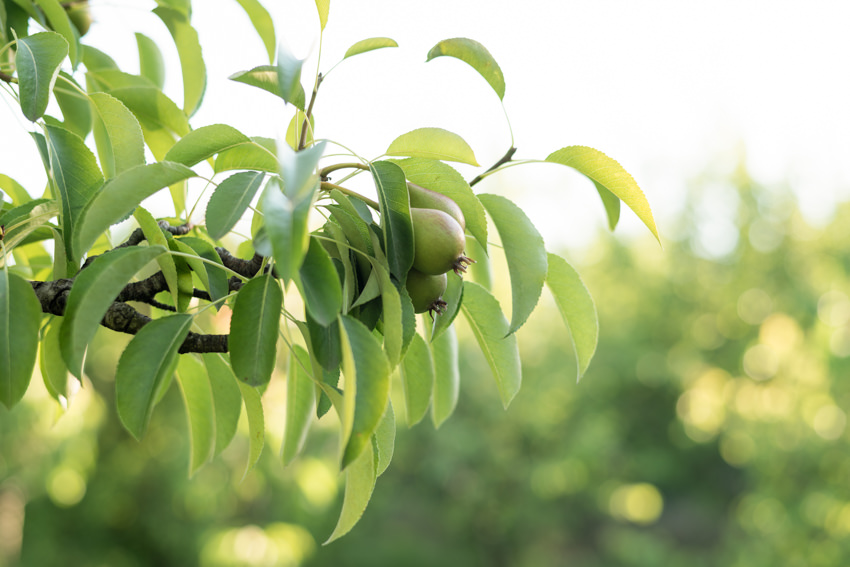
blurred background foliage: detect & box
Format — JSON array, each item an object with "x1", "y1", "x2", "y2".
[{"x1": 3, "y1": 162, "x2": 850, "y2": 567}]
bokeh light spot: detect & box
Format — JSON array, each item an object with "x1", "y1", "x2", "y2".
[
  {"x1": 46, "y1": 467, "x2": 86, "y2": 508},
  {"x1": 609, "y1": 483, "x2": 664, "y2": 525}
]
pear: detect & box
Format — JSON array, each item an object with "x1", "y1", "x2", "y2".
[
  {"x1": 410, "y1": 208, "x2": 473, "y2": 276},
  {"x1": 407, "y1": 182, "x2": 465, "y2": 230},
  {"x1": 405, "y1": 269, "x2": 448, "y2": 314},
  {"x1": 65, "y1": 1, "x2": 92, "y2": 37}
]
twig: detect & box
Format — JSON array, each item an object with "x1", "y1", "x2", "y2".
[{"x1": 469, "y1": 146, "x2": 517, "y2": 187}]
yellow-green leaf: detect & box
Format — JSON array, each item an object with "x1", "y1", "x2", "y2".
[
  {"x1": 426, "y1": 37, "x2": 505, "y2": 100},
  {"x1": 386, "y1": 128, "x2": 479, "y2": 166}
]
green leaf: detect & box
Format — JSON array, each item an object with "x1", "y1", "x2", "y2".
[
  {"x1": 262, "y1": 179, "x2": 312, "y2": 284},
  {"x1": 176, "y1": 354, "x2": 217, "y2": 476},
  {"x1": 154, "y1": 7, "x2": 206, "y2": 116},
  {"x1": 203, "y1": 353, "x2": 243, "y2": 456},
  {"x1": 390, "y1": 157, "x2": 488, "y2": 251},
  {"x1": 135, "y1": 32, "x2": 166, "y2": 89},
  {"x1": 325, "y1": 439, "x2": 376, "y2": 544},
  {"x1": 339, "y1": 315, "x2": 391, "y2": 469},
  {"x1": 54, "y1": 72, "x2": 92, "y2": 138},
  {"x1": 39, "y1": 317, "x2": 70, "y2": 403},
  {"x1": 546, "y1": 146, "x2": 660, "y2": 243},
  {"x1": 0, "y1": 174, "x2": 32, "y2": 205},
  {"x1": 297, "y1": 236, "x2": 342, "y2": 327},
  {"x1": 478, "y1": 193, "x2": 547, "y2": 335},
  {"x1": 87, "y1": 69, "x2": 156, "y2": 91},
  {"x1": 81, "y1": 45, "x2": 119, "y2": 71},
  {"x1": 74, "y1": 161, "x2": 195, "y2": 260},
  {"x1": 236, "y1": 379, "x2": 265, "y2": 479},
  {"x1": 279, "y1": 139, "x2": 325, "y2": 200},
  {"x1": 277, "y1": 41, "x2": 304, "y2": 108},
  {"x1": 365, "y1": 259, "x2": 403, "y2": 367},
  {"x1": 0, "y1": 270, "x2": 41, "y2": 409},
  {"x1": 164, "y1": 124, "x2": 251, "y2": 167},
  {"x1": 89, "y1": 92, "x2": 146, "y2": 178},
  {"x1": 400, "y1": 333, "x2": 433, "y2": 426},
  {"x1": 426, "y1": 37, "x2": 505, "y2": 100},
  {"x1": 374, "y1": 402, "x2": 395, "y2": 476},
  {"x1": 343, "y1": 37, "x2": 397, "y2": 59},
  {"x1": 595, "y1": 182, "x2": 621, "y2": 231},
  {"x1": 460, "y1": 281, "x2": 521, "y2": 408},
  {"x1": 43, "y1": 124, "x2": 104, "y2": 270},
  {"x1": 233, "y1": 0, "x2": 276, "y2": 62},
  {"x1": 60, "y1": 246, "x2": 166, "y2": 378},
  {"x1": 214, "y1": 137, "x2": 278, "y2": 174},
  {"x1": 430, "y1": 324, "x2": 459, "y2": 428},
  {"x1": 229, "y1": 272, "x2": 282, "y2": 387},
  {"x1": 386, "y1": 128, "x2": 479, "y2": 166},
  {"x1": 33, "y1": 0, "x2": 78, "y2": 68},
  {"x1": 429, "y1": 271, "x2": 463, "y2": 342},
  {"x1": 178, "y1": 236, "x2": 230, "y2": 307},
  {"x1": 314, "y1": 0, "x2": 329, "y2": 29},
  {"x1": 228, "y1": 65, "x2": 306, "y2": 110},
  {"x1": 134, "y1": 207, "x2": 180, "y2": 307},
  {"x1": 370, "y1": 161, "x2": 414, "y2": 281},
  {"x1": 115, "y1": 313, "x2": 193, "y2": 439},
  {"x1": 281, "y1": 345, "x2": 316, "y2": 465},
  {"x1": 107, "y1": 86, "x2": 191, "y2": 138},
  {"x1": 546, "y1": 253, "x2": 598, "y2": 380},
  {"x1": 285, "y1": 110, "x2": 314, "y2": 150}
]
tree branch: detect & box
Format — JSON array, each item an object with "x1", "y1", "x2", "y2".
[
  {"x1": 27, "y1": 222, "x2": 268, "y2": 355},
  {"x1": 469, "y1": 146, "x2": 517, "y2": 187}
]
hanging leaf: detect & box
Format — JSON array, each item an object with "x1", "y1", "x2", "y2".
[
  {"x1": 73, "y1": 161, "x2": 195, "y2": 260},
  {"x1": 262, "y1": 180, "x2": 312, "y2": 284},
  {"x1": 370, "y1": 161, "x2": 413, "y2": 281},
  {"x1": 314, "y1": 0, "x2": 329, "y2": 30},
  {"x1": 39, "y1": 317, "x2": 70, "y2": 403},
  {"x1": 339, "y1": 315, "x2": 391, "y2": 469},
  {"x1": 374, "y1": 402, "x2": 395, "y2": 476},
  {"x1": 164, "y1": 124, "x2": 251, "y2": 167},
  {"x1": 229, "y1": 272, "x2": 282, "y2": 387},
  {"x1": 43, "y1": 124, "x2": 104, "y2": 271},
  {"x1": 278, "y1": 40, "x2": 304, "y2": 109},
  {"x1": 325, "y1": 439, "x2": 376, "y2": 544},
  {"x1": 0, "y1": 270, "x2": 41, "y2": 409},
  {"x1": 115, "y1": 313, "x2": 193, "y2": 439},
  {"x1": 429, "y1": 271, "x2": 463, "y2": 342},
  {"x1": 89, "y1": 92, "x2": 146, "y2": 178},
  {"x1": 400, "y1": 333, "x2": 433, "y2": 426},
  {"x1": 390, "y1": 157, "x2": 488, "y2": 251},
  {"x1": 237, "y1": 380, "x2": 265, "y2": 479},
  {"x1": 281, "y1": 345, "x2": 316, "y2": 465},
  {"x1": 135, "y1": 32, "x2": 166, "y2": 89},
  {"x1": 54, "y1": 72, "x2": 92, "y2": 138},
  {"x1": 297, "y1": 236, "x2": 343, "y2": 327},
  {"x1": 32, "y1": 0, "x2": 79, "y2": 68},
  {"x1": 478, "y1": 193, "x2": 547, "y2": 335},
  {"x1": 595, "y1": 182, "x2": 621, "y2": 231},
  {"x1": 154, "y1": 7, "x2": 206, "y2": 116},
  {"x1": 386, "y1": 128, "x2": 479, "y2": 166},
  {"x1": 175, "y1": 354, "x2": 217, "y2": 476},
  {"x1": 203, "y1": 353, "x2": 243, "y2": 457},
  {"x1": 430, "y1": 325, "x2": 459, "y2": 428},
  {"x1": 460, "y1": 281, "x2": 521, "y2": 408},
  {"x1": 214, "y1": 137, "x2": 278, "y2": 174},
  {"x1": 546, "y1": 146, "x2": 660, "y2": 243},
  {"x1": 60, "y1": 246, "x2": 166, "y2": 378},
  {"x1": 546, "y1": 253, "x2": 598, "y2": 380},
  {"x1": 233, "y1": 0, "x2": 276, "y2": 62},
  {"x1": 343, "y1": 37, "x2": 397, "y2": 59},
  {"x1": 426, "y1": 37, "x2": 505, "y2": 100},
  {"x1": 228, "y1": 65, "x2": 307, "y2": 110},
  {"x1": 178, "y1": 236, "x2": 230, "y2": 307},
  {"x1": 81, "y1": 45, "x2": 119, "y2": 71}
]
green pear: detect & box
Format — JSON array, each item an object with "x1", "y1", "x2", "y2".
[
  {"x1": 410, "y1": 208, "x2": 472, "y2": 276},
  {"x1": 405, "y1": 269, "x2": 447, "y2": 314},
  {"x1": 407, "y1": 182, "x2": 466, "y2": 230}
]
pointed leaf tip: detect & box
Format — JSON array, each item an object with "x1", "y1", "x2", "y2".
[
  {"x1": 426, "y1": 37, "x2": 505, "y2": 100},
  {"x1": 546, "y1": 146, "x2": 660, "y2": 244}
]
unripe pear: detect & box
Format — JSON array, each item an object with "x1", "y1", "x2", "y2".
[
  {"x1": 407, "y1": 182, "x2": 465, "y2": 230},
  {"x1": 65, "y1": 1, "x2": 92, "y2": 36},
  {"x1": 406, "y1": 269, "x2": 447, "y2": 314},
  {"x1": 410, "y1": 208, "x2": 473, "y2": 276}
]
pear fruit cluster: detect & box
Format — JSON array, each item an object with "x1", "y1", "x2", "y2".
[{"x1": 404, "y1": 183, "x2": 473, "y2": 315}]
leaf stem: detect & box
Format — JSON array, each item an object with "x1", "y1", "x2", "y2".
[
  {"x1": 0, "y1": 71, "x2": 17, "y2": 84},
  {"x1": 319, "y1": 162, "x2": 370, "y2": 179},
  {"x1": 298, "y1": 72, "x2": 323, "y2": 150},
  {"x1": 320, "y1": 181, "x2": 380, "y2": 210},
  {"x1": 469, "y1": 146, "x2": 517, "y2": 187}
]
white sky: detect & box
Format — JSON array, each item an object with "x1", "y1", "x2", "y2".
[{"x1": 2, "y1": 0, "x2": 849, "y2": 251}]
